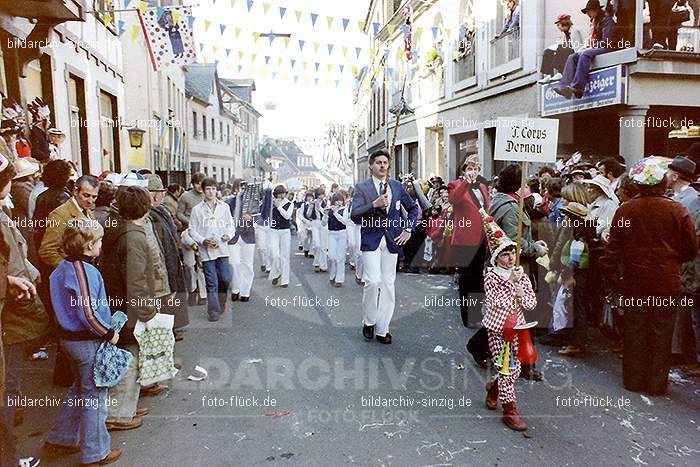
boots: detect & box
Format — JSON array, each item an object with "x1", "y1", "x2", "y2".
[
  {"x1": 485, "y1": 380, "x2": 499, "y2": 410},
  {"x1": 502, "y1": 401, "x2": 527, "y2": 431}
]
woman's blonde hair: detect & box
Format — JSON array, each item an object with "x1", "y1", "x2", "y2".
[
  {"x1": 561, "y1": 182, "x2": 589, "y2": 205},
  {"x1": 62, "y1": 219, "x2": 104, "y2": 258}
]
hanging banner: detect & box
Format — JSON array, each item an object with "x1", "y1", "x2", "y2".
[{"x1": 138, "y1": 6, "x2": 197, "y2": 71}]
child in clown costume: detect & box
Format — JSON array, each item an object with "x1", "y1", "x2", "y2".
[{"x1": 480, "y1": 209, "x2": 536, "y2": 431}]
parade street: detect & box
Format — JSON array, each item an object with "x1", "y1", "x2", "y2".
[{"x1": 14, "y1": 248, "x2": 700, "y2": 467}]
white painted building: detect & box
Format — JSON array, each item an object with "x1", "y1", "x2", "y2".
[{"x1": 1, "y1": 0, "x2": 126, "y2": 174}]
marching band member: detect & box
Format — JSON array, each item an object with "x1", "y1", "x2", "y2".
[
  {"x1": 226, "y1": 179, "x2": 255, "y2": 302},
  {"x1": 301, "y1": 191, "x2": 315, "y2": 257},
  {"x1": 327, "y1": 191, "x2": 350, "y2": 287},
  {"x1": 268, "y1": 185, "x2": 294, "y2": 288},
  {"x1": 311, "y1": 187, "x2": 328, "y2": 272},
  {"x1": 294, "y1": 187, "x2": 308, "y2": 252},
  {"x1": 351, "y1": 150, "x2": 418, "y2": 344},
  {"x1": 256, "y1": 184, "x2": 273, "y2": 273}
]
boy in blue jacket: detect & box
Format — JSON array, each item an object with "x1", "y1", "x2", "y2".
[{"x1": 44, "y1": 219, "x2": 122, "y2": 465}]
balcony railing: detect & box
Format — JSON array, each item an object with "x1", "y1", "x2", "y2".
[{"x1": 491, "y1": 27, "x2": 520, "y2": 69}]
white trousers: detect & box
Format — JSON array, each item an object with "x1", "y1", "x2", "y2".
[
  {"x1": 228, "y1": 241, "x2": 255, "y2": 297},
  {"x1": 311, "y1": 219, "x2": 328, "y2": 270},
  {"x1": 362, "y1": 236, "x2": 398, "y2": 337},
  {"x1": 269, "y1": 228, "x2": 291, "y2": 286},
  {"x1": 256, "y1": 224, "x2": 271, "y2": 272},
  {"x1": 348, "y1": 222, "x2": 363, "y2": 280},
  {"x1": 328, "y1": 230, "x2": 347, "y2": 284}
]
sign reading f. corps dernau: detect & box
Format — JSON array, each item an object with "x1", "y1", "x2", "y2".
[
  {"x1": 494, "y1": 117, "x2": 559, "y2": 163},
  {"x1": 541, "y1": 65, "x2": 627, "y2": 117}
]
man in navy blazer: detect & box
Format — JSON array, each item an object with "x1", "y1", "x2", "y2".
[{"x1": 351, "y1": 149, "x2": 419, "y2": 344}]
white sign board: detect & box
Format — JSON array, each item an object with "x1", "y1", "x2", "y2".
[{"x1": 494, "y1": 118, "x2": 559, "y2": 163}]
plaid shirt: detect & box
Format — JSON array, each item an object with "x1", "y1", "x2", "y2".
[{"x1": 482, "y1": 269, "x2": 536, "y2": 333}]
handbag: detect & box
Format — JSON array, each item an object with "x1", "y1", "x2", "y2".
[
  {"x1": 134, "y1": 313, "x2": 178, "y2": 386},
  {"x1": 94, "y1": 311, "x2": 133, "y2": 388},
  {"x1": 552, "y1": 286, "x2": 573, "y2": 332}
]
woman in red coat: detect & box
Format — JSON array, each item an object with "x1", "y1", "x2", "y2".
[{"x1": 448, "y1": 154, "x2": 491, "y2": 327}]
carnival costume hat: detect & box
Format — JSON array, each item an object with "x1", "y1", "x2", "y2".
[
  {"x1": 479, "y1": 208, "x2": 518, "y2": 267},
  {"x1": 12, "y1": 157, "x2": 40, "y2": 180},
  {"x1": 629, "y1": 156, "x2": 672, "y2": 185},
  {"x1": 581, "y1": 174, "x2": 616, "y2": 200}
]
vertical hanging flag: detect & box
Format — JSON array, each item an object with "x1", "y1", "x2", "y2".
[
  {"x1": 138, "y1": 6, "x2": 197, "y2": 71},
  {"x1": 204, "y1": 20, "x2": 212, "y2": 31},
  {"x1": 264, "y1": 56, "x2": 270, "y2": 65}
]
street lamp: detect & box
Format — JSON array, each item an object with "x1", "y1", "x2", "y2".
[{"x1": 126, "y1": 126, "x2": 146, "y2": 149}]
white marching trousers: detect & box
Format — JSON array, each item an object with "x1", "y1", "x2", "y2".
[
  {"x1": 297, "y1": 218, "x2": 307, "y2": 248},
  {"x1": 269, "y1": 228, "x2": 291, "y2": 286},
  {"x1": 229, "y1": 241, "x2": 255, "y2": 297},
  {"x1": 328, "y1": 230, "x2": 347, "y2": 284},
  {"x1": 361, "y1": 236, "x2": 397, "y2": 337},
  {"x1": 311, "y1": 219, "x2": 328, "y2": 270},
  {"x1": 256, "y1": 224, "x2": 271, "y2": 271},
  {"x1": 348, "y1": 222, "x2": 363, "y2": 280}
]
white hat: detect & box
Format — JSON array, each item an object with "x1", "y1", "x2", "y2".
[
  {"x1": 581, "y1": 174, "x2": 616, "y2": 200},
  {"x1": 119, "y1": 171, "x2": 149, "y2": 188},
  {"x1": 12, "y1": 157, "x2": 40, "y2": 179}
]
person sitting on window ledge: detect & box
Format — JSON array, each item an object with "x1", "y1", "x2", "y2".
[
  {"x1": 494, "y1": 0, "x2": 521, "y2": 40},
  {"x1": 538, "y1": 14, "x2": 585, "y2": 84},
  {"x1": 554, "y1": 0, "x2": 616, "y2": 100}
]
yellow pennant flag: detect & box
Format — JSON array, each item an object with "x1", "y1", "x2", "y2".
[
  {"x1": 172, "y1": 11, "x2": 181, "y2": 23},
  {"x1": 204, "y1": 20, "x2": 212, "y2": 32},
  {"x1": 213, "y1": 45, "x2": 219, "y2": 55},
  {"x1": 303, "y1": 62, "x2": 308, "y2": 70},
  {"x1": 414, "y1": 27, "x2": 423, "y2": 41},
  {"x1": 131, "y1": 24, "x2": 140, "y2": 42},
  {"x1": 387, "y1": 24, "x2": 396, "y2": 35},
  {"x1": 342, "y1": 46, "x2": 348, "y2": 58},
  {"x1": 327, "y1": 63, "x2": 333, "y2": 72},
  {"x1": 230, "y1": 0, "x2": 237, "y2": 7},
  {"x1": 104, "y1": 14, "x2": 112, "y2": 27},
  {"x1": 235, "y1": 28, "x2": 241, "y2": 38},
  {"x1": 326, "y1": 16, "x2": 334, "y2": 30},
  {"x1": 262, "y1": 2, "x2": 270, "y2": 15},
  {"x1": 253, "y1": 32, "x2": 260, "y2": 42},
  {"x1": 277, "y1": 57, "x2": 283, "y2": 66},
  {"x1": 313, "y1": 42, "x2": 320, "y2": 54},
  {"x1": 352, "y1": 65, "x2": 358, "y2": 75},
  {"x1": 139, "y1": 1, "x2": 149, "y2": 13},
  {"x1": 445, "y1": 28, "x2": 453, "y2": 39},
  {"x1": 295, "y1": 10, "x2": 302, "y2": 23},
  {"x1": 238, "y1": 51, "x2": 244, "y2": 59},
  {"x1": 358, "y1": 21, "x2": 365, "y2": 32},
  {"x1": 284, "y1": 37, "x2": 290, "y2": 48},
  {"x1": 251, "y1": 53, "x2": 257, "y2": 63}
]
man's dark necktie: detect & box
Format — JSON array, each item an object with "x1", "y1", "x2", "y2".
[{"x1": 380, "y1": 182, "x2": 388, "y2": 213}]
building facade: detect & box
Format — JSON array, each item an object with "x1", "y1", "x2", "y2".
[
  {"x1": 1, "y1": 0, "x2": 126, "y2": 174},
  {"x1": 354, "y1": 0, "x2": 700, "y2": 182},
  {"x1": 219, "y1": 78, "x2": 262, "y2": 181}
]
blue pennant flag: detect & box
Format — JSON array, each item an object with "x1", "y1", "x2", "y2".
[
  {"x1": 124, "y1": 0, "x2": 132, "y2": 8},
  {"x1": 314, "y1": 62, "x2": 320, "y2": 71},
  {"x1": 188, "y1": 16, "x2": 196, "y2": 29},
  {"x1": 314, "y1": 78, "x2": 319, "y2": 86},
  {"x1": 279, "y1": 7, "x2": 286, "y2": 19},
  {"x1": 355, "y1": 47, "x2": 362, "y2": 58},
  {"x1": 291, "y1": 59, "x2": 296, "y2": 68},
  {"x1": 272, "y1": 72, "x2": 277, "y2": 79},
  {"x1": 431, "y1": 27, "x2": 439, "y2": 40},
  {"x1": 339, "y1": 64, "x2": 344, "y2": 73},
  {"x1": 310, "y1": 13, "x2": 318, "y2": 26},
  {"x1": 299, "y1": 40, "x2": 306, "y2": 51},
  {"x1": 247, "y1": 0, "x2": 254, "y2": 12},
  {"x1": 199, "y1": 42, "x2": 205, "y2": 52},
  {"x1": 268, "y1": 35, "x2": 275, "y2": 45},
  {"x1": 342, "y1": 18, "x2": 350, "y2": 31},
  {"x1": 220, "y1": 24, "x2": 226, "y2": 35},
  {"x1": 237, "y1": 65, "x2": 243, "y2": 73},
  {"x1": 294, "y1": 75, "x2": 299, "y2": 83},
  {"x1": 265, "y1": 56, "x2": 270, "y2": 65},
  {"x1": 327, "y1": 44, "x2": 334, "y2": 55},
  {"x1": 118, "y1": 20, "x2": 127, "y2": 36},
  {"x1": 225, "y1": 48, "x2": 231, "y2": 57},
  {"x1": 335, "y1": 80, "x2": 339, "y2": 88},
  {"x1": 372, "y1": 22, "x2": 379, "y2": 35},
  {"x1": 157, "y1": 6, "x2": 165, "y2": 17}
]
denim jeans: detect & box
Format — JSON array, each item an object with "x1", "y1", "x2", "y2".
[
  {"x1": 202, "y1": 257, "x2": 232, "y2": 316},
  {"x1": 1, "y1": 344, "x2": 22, "y2": 465},
  {"x1": 46, "y1": 339, "x2": 111, "y2": 464},
  {"x1": 559, "y1": 48, "x2": 610, "y2": 90}
]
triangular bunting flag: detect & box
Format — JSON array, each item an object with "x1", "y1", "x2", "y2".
[
  {"x1": 372, "y1": 22, "x2": 379, "y2": 35},
  {"x1": 277, "y1": 57, "x2": 283, "y2": 66},
  {"x1": 290, "y1": 59, "x2": 296, "y2": 68},
  {"x1": 314, "y1": 62, "x2": 320, "y2": 71},
  {"x1": 295, "y1": 10, "x2": 302, "y2": 23},
  {"x1": 131, "y1": 24, "x2": 140, "y2": 41},
  {"x1": 355, "y1": 47, "x2": 362, "y2": 59},
  {"x1": 310, "y1": 13, "x2": 318, "y2": 26},
  {"x1": 262, "y1": 2, "x2": 270, "y2": 15},
  {"x1": 431, "y1": 27, "x2": 439, "y2": 40},
  {"x1": 220, "y1": 24, "x2": 226, "y2": 35},
  {"x1": 172, "y1": 11, "x2": 181, "y2": 23},
  {"x1": 230, "y1": 0, "x2": 237, "y2": 7},
  {"x1": 298, "y1": 39, "x2": 305, "y2": 51},
  {"x1": 204, "y1": 19, "x2": 212, "y2": 32},
  {"x1": 327, "y1": 44, "x2": 334, "y2": 55},
  {"x1": 238, "y1": 51, "x2": 244, "y2": 59},
  {"x1": 358, "y1": 21, "x2": 365, "y2": 32},
  {"x1": 139, "y1": 1, "x2": 149, "y2": 13},
  {"x1": 237, "y1": 65, "x2": 243, "y2": 73},
  {"x1": 342, "y1": 46, "x2": 348, "y2": 57},
  {"x1": 284, "y1": 37, "x2": 290, "y2": 48},
  {"x1": 279, "y1": 6, "x2": 286, "y2": 19},
  {"x1": 118, "y1": 20, "x2": 126, "y2": 36},
  {"x1": 339, "y1": 64, "x2": 345, "y2": 74},
  {"x1": 326, "y1": 16, "x2": 334, "y2": 30},
  {"x1": 327, "y1": 63, "x2": 333, "y2": 72},
  {"x1": 268, "y1": 35, "x2": 275, "y2": 45},
  {"x1": 235, "y1": 28, "x2": 241, "y2": 38},
  {"x1": 387, "y1": 24, "x2": 396, "y2": 35},
  {"x1": 265, "y1": 56, "x2": 270, "y2": 65},
  {"x1": 253, "y1": 31, "x2": 260, "y2": 42},
  {"x1": 246, "y1": 0, "x2": 254, "y2": 12},
  {"x1": 313, "y1": 42, "x2": 320, "y2": 53},
  {"x1": 342, "y1": 18, "x2": 350, "y2": 31}
]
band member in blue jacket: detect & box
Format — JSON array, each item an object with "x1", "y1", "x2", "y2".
[
  {"x1": 269, "y1": 185, "x2": 294, "y2": 287},
  {"x1": 226, "y1": 179, "x2": 255, "y2": 302},
  {"x1": 351, "y1": 149, "x2": 419, "y2": 344}
]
